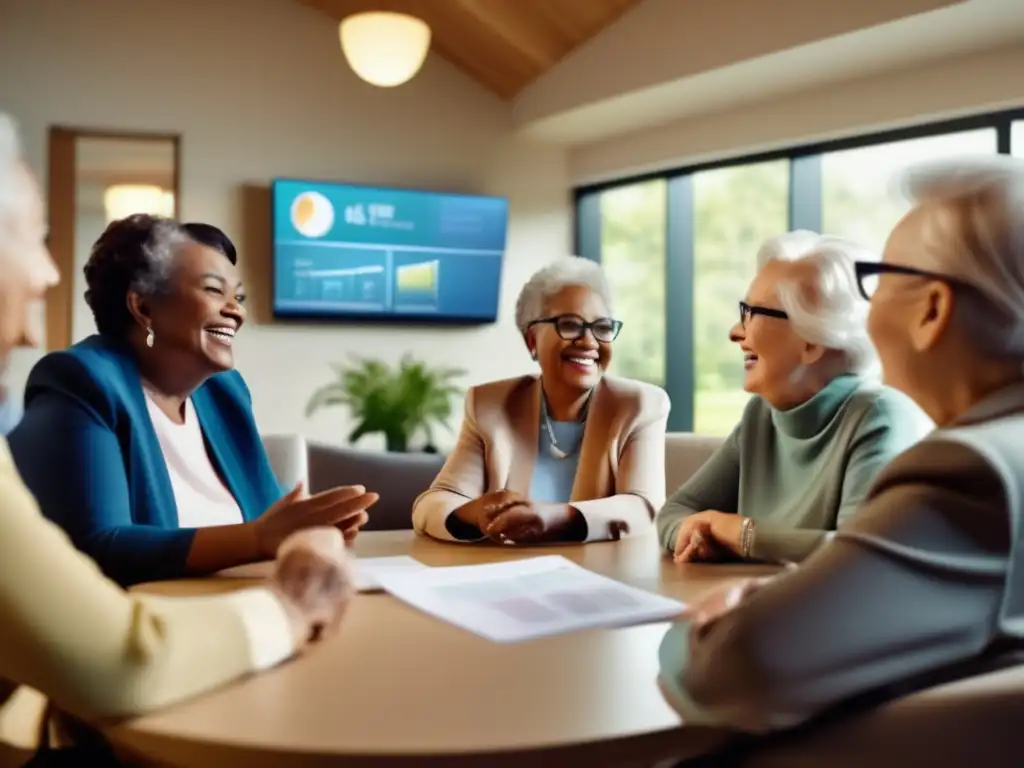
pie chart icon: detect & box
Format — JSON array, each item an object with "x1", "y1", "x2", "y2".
[{"x1": 290, "y1": 191, "x2": 334, "y2": 238}]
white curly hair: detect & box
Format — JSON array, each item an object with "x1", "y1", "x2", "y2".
[
  {"x1": 756, "y1": 230, "x2": 881, "y2": 374},
  {"x1": 514, "y1": 256, "x2": 614, "y2": 332}
]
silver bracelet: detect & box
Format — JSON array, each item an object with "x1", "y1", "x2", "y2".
[{"x1": 740, "y1": 517, "x2": 756, "y2": 559}]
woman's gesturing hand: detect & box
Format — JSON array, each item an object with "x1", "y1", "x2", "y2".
[
  {"x1": 253, "y1": 482, "x2": 379, "y2": 559},
  {"x1": 269, "y1": 527, "x2": 354, "y2": 648}
]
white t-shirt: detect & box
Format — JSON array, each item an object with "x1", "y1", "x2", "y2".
[{"x1": 144, "y1": 393, "x2": 245, "y2": 528}]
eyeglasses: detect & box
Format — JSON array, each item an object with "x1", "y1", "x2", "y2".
[
  {"x1": 853, "y1": 261, "x2": 969, "y2": 301},
  {"x1": 529, "y1": 314, "x2": 623, "y2": 343},
  {"x1": 739, "y1": 301, "x2": 788, "y2": 329}
]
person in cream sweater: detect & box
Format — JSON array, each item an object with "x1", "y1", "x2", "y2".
[{"x1": 0, "y1": 113, "x2": 351, "y2": 752}]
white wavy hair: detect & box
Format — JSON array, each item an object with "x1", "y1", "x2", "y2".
[
  {"x1": 757, "y1": 230, "x2": 880, "y2": 374},
  {"x1": 897, "y1": 155, "x2": 1024, "y2": 357},
  {"x1": 514, "y1": 256, "x2": 614, "y2": 332}
]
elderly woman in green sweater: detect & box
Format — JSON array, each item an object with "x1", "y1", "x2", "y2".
[{"x1": 656, "y1": 230, "x2": 933, "y2": 564}]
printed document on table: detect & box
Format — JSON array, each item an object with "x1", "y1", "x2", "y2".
[
  {"x1": 374, "y1": 555, "x2": 687, "y2": 643},
  {"x1": 354, "y1": 556, "x2": 429, "y2": 592}
]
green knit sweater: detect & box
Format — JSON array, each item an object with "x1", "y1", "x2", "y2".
[{"x1": 655, "y1": 375, "x2": 934, "y2": 563}]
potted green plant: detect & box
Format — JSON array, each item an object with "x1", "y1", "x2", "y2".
[{"x1": 305, "y1": 355, "x2": 466, "y2": 453}]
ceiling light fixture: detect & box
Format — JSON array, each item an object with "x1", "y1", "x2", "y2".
[
  {"x1": 103, "y1": 184, "x2": 174, "y2": 222},
  {"x1": 339, "y1": 11, "x2": 431, "y2": 88}
]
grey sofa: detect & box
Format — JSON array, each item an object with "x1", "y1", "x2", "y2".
[
  {"x1": 738, "y1": 657, "x2": 1024, "y2": 767},
  {"x1": 266, "y1": 433, "x2": 726, "y2": 532},
  {"x1": 307, "y1": 441, "x2": 446, "y2": 531}
]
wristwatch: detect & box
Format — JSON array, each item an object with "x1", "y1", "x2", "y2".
[{"x1": 739, "y1": 517, "x2": 756, "y2": 559}]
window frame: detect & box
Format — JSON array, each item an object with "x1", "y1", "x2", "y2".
[
  {"x1": 574, "y1": 107, "x2": 1024, "y2": 432},
  {"x1": 1011, "y1": 120, "x2": 1024, "y2": 157}
]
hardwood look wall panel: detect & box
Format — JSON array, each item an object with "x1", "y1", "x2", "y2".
[{"x1": 45, "y1": 128, "x2": 76, "y2": 352}]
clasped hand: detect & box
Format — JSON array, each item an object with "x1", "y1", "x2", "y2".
[
  {"x1": 465, "y1": 490, "x2": 571, "y2": 544},
  {"x1": 672, "y1": 510, "x2": 743, "y2": 563}
]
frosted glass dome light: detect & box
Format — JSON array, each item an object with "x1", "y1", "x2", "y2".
[{"x1": 339, "y1": 11, "x2": 431, "y2": 88}]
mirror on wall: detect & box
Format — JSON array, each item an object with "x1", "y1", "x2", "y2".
[{"x1": 47, "y1": 128, "x2": 180, "y2": 350}]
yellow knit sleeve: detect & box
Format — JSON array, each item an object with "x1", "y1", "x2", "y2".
[{"x1": 0, "y1": 438, "x2": 294, "y2": 721}]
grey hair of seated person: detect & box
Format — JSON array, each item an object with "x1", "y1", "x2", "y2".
[
  {"x1": 514, "y1": 256, "x2": 615, "y2": 333},
  {"x1": 896, "y1": 155, "x2": 1024, "y2": 359},
  {"x1": 756, "y1": 230, "x2": 881, "y2": 375},
  {"x1": 83, "y1": 215, "x2": 238, "y2": 338}
]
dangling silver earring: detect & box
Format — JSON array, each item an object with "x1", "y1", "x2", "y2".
[
  {"x1": 530, "y1": 349, "x2": 538, "y2": 361},
  {"x1": 145, "y1": 327, "x2": 155, "y2": 348}
]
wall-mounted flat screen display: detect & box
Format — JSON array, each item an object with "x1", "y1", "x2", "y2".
[{"x1": 271, "y1": 179, "x2": 508, "y2": 324}]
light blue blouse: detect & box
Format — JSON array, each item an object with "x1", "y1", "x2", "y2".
[
  {"x1": 0, "y1": 399, "x2": 21, "y2": 436},
  {"x1": 528, "y1": 415, "x2": 584, "y2": 503}
]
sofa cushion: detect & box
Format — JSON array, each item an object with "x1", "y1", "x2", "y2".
[
  {"x1": 665, "y1": 433, "x2": 725, "y2": 495},
  {"x1": 261, "y1": 434, "x2": 309, "y2": 491},
  {"x1": 307, "y1": 442, "x2": 445, "y2": 531}
]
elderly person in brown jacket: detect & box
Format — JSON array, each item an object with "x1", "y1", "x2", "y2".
[
  {"x1": 658, "y1": 155, "x2": 1024, "y2": 736},
  {"x1": 413, "y1": 256, "x2": 669, "y2": 546}
]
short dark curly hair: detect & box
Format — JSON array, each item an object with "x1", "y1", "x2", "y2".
[
  {"x1": 182, "y1": 222, "x2": 238, "y2": 264},
  {"x1": 83, "y1": 215, "x2": 238, "y2": 338}
]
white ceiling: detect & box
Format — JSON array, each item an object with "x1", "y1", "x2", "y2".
[{"x1": 517, "y1": 0, "x2": 1024, "y2": 145}]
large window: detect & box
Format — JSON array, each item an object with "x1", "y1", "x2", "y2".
[
  {"x1": 822, "y1": 129, "x2": 998, "y2": 251},
  {"x1": 576, "y1": 108, "x2": 1024, "y2": 434},
  {"x1": 599, "y1": 180, "x2": 667, "y2": 386},
  {"x1": 692, "y1": 160, "x2": 789, "y2": 434}
]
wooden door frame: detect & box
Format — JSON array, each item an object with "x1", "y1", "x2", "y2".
[{"x1": 45, "y1": 126, "x2": 181, "y2": 351}]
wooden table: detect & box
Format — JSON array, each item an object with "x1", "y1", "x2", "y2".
[{"x1": 109, "y1": 531, "x2": 777, "y2": 767}]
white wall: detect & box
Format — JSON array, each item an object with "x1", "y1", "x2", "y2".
[
  {"x1": 71, "y1": 200, "x2": 105, "y2": 343},
  {"x1": 0, "y1": 0, "x2": 570, "y2": 449}
]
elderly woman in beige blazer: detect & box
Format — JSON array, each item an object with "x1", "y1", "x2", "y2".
[
  {"x1": 657, "y1": 155, "x2": 1024, "y2": 735},
  {"x1": 413, "y1": 257, "x2": 670, "y2": 545},
  {"x1": 0, "y1": 114, "x2": 353, "y2": 754}
]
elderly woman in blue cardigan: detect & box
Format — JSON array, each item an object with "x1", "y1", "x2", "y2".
[{"x1": 9, "y1": 216, "x2": 378, "y2": 586}]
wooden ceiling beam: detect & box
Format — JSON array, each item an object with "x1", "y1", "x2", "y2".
[{"x1": 446, "y1": 0, "x2": 569, "y2": 69}]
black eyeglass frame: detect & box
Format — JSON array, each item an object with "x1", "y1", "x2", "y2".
[
  {"x1": 528, "y1": 314, "x2": 624, "y2": 342},
  {"x1": 853, "y1": 261, "x2": 972, "y2": 301},
  {"x1": 738, "y1": 301, "x2": 788, "y2": 329}
]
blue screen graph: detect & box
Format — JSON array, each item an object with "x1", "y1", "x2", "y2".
[{"x1": 271, "y1": 179, "x2": 508, "y2": 323}]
